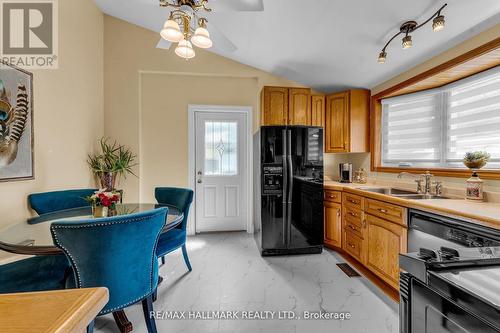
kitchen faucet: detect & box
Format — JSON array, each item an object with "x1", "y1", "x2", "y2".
[{"x1": 398, "y1": 171, "x2": 436, "y2": 195}]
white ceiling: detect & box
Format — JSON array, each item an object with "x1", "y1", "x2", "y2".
[{"x1": 94, "y1": 0, "x2": 500, "y2": 92}]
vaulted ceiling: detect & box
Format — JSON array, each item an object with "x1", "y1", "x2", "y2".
[{"x1": 94, "y1": 0, "x2": 500, "y2": 92}]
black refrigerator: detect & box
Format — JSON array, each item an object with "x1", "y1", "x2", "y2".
[{"x1": 254, "y1": 126, "x2": 324, "y2": 256}]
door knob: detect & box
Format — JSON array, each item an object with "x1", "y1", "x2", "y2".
[{"x1": 197, "y1": 179, "x2": 202, "y2": 184}]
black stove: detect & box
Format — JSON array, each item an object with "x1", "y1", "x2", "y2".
[{"x1": 400, "y1": 246, "x2": 500, "y2": 333}]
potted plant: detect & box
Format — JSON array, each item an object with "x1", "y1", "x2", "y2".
[
  {"x1": 463, "y1": 151, "x2": 490, "y2": 201},
  {"x1": 87, "y1": 138, "x2": 137, "y2": 191},
  {"x1": 86, "y1": 190, "x2": 121, "y2": 218}
]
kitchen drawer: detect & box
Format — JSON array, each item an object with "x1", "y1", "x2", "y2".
[
  {"x1": 344, "y1": 219, "x2": 363, "y2": 239},
  {"x1": 324, "y1": 190, "x2": 342, "y2": 203},
  {"x1": 344, "y1": 205, "x2": 362, "y2": 222},
  {"x1": 365, "y1": 198, "x2": 406, "y2": 225},
  {"x1": 343, "y1": 193, "x2": 363, "y2": 209},
  {"x1": 343, "y1": 230, "x2": 364, "y2": 263}
]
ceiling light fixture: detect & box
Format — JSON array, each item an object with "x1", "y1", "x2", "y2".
[
  {"x1": 378, "y1": 3, "x2": 447, "y2": 64},
  {"x1": 159, "y1": 0, "x2": 213, "y2": 60}
]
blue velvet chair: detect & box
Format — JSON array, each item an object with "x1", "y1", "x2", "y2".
[
  {"x1": 50, "y1": 208, "x2": 168, "y2": 333},
  {"x1": 0, "y1": 255, "x2": 69, "y2": 294},
  {"x1": 154, "y1": 187, "x2": 194, "y2": 271},
  {"x1": 28, "y1": 188, "x2": 97, "y2": 215}
]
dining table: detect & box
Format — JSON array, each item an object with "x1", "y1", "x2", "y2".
[{"x1": 0, "y1": 203, "x2": 184, "y2": 333}]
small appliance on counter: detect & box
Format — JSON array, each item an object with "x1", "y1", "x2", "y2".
[
  {"x1": 339, "y1": 163, "x2": 353, "y2": 183},
  {"x1": 400, "y1": 246, "x2": 500, "y2": 333}
]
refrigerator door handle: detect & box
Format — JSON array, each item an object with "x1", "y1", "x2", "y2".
[
  {"x1": 286, "y1": 129, "x2": 293, "y2": 245},
  {"x1": 282, "y1": 129, "x2": 288, "y2": 246}
]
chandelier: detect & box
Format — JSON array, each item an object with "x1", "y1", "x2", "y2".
[
  {"x1": 378, "y1": 3, "x2": 447, "y2": 64},
  {"x1": 159, "y1": 0, "x2": 213, "y2": 59}
]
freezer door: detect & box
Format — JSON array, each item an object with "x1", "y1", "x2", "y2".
[{"x1": 260, "y1": 126, "x2": 288, "y2": 250}]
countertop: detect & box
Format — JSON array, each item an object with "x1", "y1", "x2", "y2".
[
  {"x1": 0, "y1": 287, "x2": 109, "y2": 333},
  {"x1": 324, "y1": 180, "x2": 500, "y2": 230}
]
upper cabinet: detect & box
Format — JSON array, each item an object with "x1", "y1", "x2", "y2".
[
  {"x1": 261, "y1": 86, "x2": 289, "y2": 126},
  {"x1": 261, "y1": 86, "x2": 314, "y2": 126},
  {"x1": 288, "y1": 88, "x2": 311, "y2": 125},
  {"x1": 325, "y1": 89, "x2": 370, "y2": 153},
  {"x1": 311, "y1": 95, "x2": 325, "y2": 127}
]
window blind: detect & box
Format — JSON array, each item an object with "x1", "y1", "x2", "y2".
[
  {"x1": 382, "y1": 92, "x2": 442, "y2": 166},
  {"x1": 447, "y1": 70, "x2": 500, "y2": 164},
  {"x1": 381, "y1": 66, "x2": 500, "y2": 169}
]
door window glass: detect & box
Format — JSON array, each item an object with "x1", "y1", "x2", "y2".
[{"x1": 204, "y1": 121, "x2": 238, "y2": 175}]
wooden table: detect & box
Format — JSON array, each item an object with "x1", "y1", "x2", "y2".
[{"x1": 0, "y1": 287, "x2": 109, "y2": 333}]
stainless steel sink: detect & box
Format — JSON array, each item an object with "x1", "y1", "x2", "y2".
[
  {"x1": 358, "y1": 187, "x2": 450, "y2": 199},
  {"x1": 360, "y1": 187, "x2": 418, "y2": 195}
]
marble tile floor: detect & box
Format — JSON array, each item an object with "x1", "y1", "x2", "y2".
[{"x1": 95, "y1": 232, "x2": 398, "y2": 333}]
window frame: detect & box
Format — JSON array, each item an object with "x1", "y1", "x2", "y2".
[
  {"x1": 380, "y1": 66, "x2": 500, "y2": 170},
  {"x1": 370, "y1": 37, "x2": 500, "y2": 180}
]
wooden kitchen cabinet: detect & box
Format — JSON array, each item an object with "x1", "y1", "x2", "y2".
[
  {"x1": 324, "y1": 200, "x2": 342, "y2": 248},
  {"x1": 288, "y1": 88, "x2": 311, "y2": 125},
  {"x1": 261, "y1": 86, "x2": 313, "y2": 126},
  {"x1": 261, "y1": 86, "x2": 288, "y2": 125},
  {"x1": 311, "y1": 95, "x2": 325, "y2": 127},
  {"x1": 365, "y1": 213, "x2": 407, "y2": 290},
  {"x1": 325, "y1": 89, "x2": 370, "y2": 153}
]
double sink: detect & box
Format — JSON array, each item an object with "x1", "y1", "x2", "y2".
[{"x1": 359, "y1": 187, "x2": 450, "y2": 200}]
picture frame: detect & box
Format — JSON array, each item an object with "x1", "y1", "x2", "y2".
[{"x1": 0, "y1": 60, "x2": 34, "y2": 182}]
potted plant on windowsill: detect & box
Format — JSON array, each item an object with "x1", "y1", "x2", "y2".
[{"x1": 87, "y1": 138, "x2": 137, "y2": 191}]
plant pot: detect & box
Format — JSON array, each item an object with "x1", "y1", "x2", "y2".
[
  {"x1": 99, "y1": 172, "x2": 117, "y2": 191},
  {"x1": 92, "y1": 205, "x2": 108, "y2": 218},
  {"x1": 463, "y1": 159, "x2": 487, "y2": 170}
]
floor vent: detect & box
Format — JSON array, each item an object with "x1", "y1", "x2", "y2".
[{"x1": 337, "y1": 263, "x2": 361, "y2": 277}]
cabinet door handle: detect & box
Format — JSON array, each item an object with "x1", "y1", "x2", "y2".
[
  {"x1": 378, "y1": 208, "x2": 388, "y2": 214},
  {"x1": 348, "y1": 225, "x2": 357, "y2": 231},
  {"x1": 348, "y1": 212, "x2": 357, "y2": 217},
  {"x1": 337, "y1": 210, "x2": 341, "y2": 218},
  {"x1": 348, "y1": 199, "x2": 359, "y2": 204},
  {"x1": 362, "y1": 219, "x2": 367, "y2": 228},
  {"x1": 347, "y1": 242, "x2": 355, "y2": 249}
]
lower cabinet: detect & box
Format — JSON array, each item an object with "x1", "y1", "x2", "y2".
[
  {"x1": 365, "y1": 213, "x2": 407, "y2": 290},
  {"x1": 324, "y1": 201, "x2": 342, "y2": 248}
]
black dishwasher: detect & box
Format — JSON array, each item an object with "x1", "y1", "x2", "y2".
[{"x1": 408, "y1": 209, "x2": 500, "y2": 253}]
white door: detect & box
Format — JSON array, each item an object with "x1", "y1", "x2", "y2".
[{"x1": 195, "y1": 111, "x2": 248, "y2": 232}]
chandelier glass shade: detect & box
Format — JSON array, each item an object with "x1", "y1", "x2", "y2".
[
  {"x1": 175, "y1": 39, "x2": 196, "y2": 59},
  {"x1": 192, "y1": 26, "x2": 212, "y2": 49},
  {"x1": 378, "y1": 3, "x2": 447, "y2": 64},
  {"x1": 161, "y1": 19, "x2": 184, "y2": 42}
]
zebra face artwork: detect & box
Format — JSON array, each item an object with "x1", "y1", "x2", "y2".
[{"x1": 0, "y1": 80, "x2": 29, "y2": 167}]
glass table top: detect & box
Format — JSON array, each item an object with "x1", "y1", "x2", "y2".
[{"x1": 0, "y1": 204, "x2": 183, "y2": 255}]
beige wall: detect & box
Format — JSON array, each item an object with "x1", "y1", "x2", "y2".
[
  {"x1": 104, "y1": 16, "x2": 306, "y2": 203},
  {"x1": 329, "y1": 24, "x2": 500, "y2": 191},
  {"x1": 0, "y1": 0, "x2": 104, "y2": 227}
]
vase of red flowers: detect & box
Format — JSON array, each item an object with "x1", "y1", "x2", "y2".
[{"x1": 86, "y1": 190, "x2": 121, "y2": 218}]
